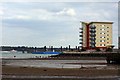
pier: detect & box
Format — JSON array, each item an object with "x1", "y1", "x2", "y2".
[{"x1": 52, "y1": 52, "x2": 120, "y2": 64}]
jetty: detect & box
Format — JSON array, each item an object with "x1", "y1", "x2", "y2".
[{"x1": 52, "y1": 51, "x2": 120, "y2": 64}]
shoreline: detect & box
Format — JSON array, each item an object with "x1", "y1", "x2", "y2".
[
  {"x1": 2, "y1": 57, "x2": 120, "y2": 80},
  {"x1": 1, "y1": 57, "x2": 106, "y2": 60},
  {"x1": 2, "y1": 75, "x2": 120, "y2": 80},
  {"x1": 2, "y1": 65, "x2": 120, "y2": 76}
]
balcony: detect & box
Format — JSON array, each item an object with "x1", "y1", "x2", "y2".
[
  {"x1": 79, "y1": 42, "x2": 83, "y2": 44},
  {"x1": 90, "y1": 33, "x2": 96, "y2": 37},
  {"x1": 79, "y1": 38, "x2": 83, "y2": 41},
  {"x1": 90, "y1": 29, "x2": 96, "y2": 33},
  {"x1": 90, "y1": 37, "x2": 96, "y2": 40},
  {"x1": 79, "y1": 27, "x2": 83, "y2": 30},
  {"x1": 90, "y1": 45, "x2": 96, "y2": 48},
  {"x1": 90, "y1": 41, "x2": 96, "y2": 44},
  {"x1": 90, "y1": 25, "x2": 96, "y2": 29},
  {"x1": 79, "y1": 31, "x2": 83, "y2": 33},
  {"x1": 79, "y1": 35, "x2": 83, "y2": 37}
]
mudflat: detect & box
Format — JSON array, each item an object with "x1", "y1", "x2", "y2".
[{"x1": 2, "y1": 65, "x2": 120, "y2": 76}]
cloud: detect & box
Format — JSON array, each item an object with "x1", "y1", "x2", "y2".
[
  {"x1": 3, "y1": 7, "x2": 76, "y2": 21},
  {"x1": 0, "y1": 9, "x2": 4, "y2": 15},
  {"x1": 2, "y1": 2, "x2": 118, "y2": 47},
  {"x1": 56, "y1": 8, "x2": 76, "y2": 16},
  {"x1": 1, "y1": 0, "x2": 120, "y2": 2},
  {"x1": 15, "y1": 15, "x2": 31, "y2": 20}
]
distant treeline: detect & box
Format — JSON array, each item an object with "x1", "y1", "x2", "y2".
[{"x1": 1, "y1": 46, "x2": 80, "y2": 53}]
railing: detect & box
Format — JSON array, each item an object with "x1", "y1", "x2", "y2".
[
  {"x1": 79, "y1": 27, "x2": 83, "y2": 30},
  {"x1": 90, "y1": 34, "x2": 96, "y2": 36},
  {"x1": 90, "y1": 25, "x2": 96, "y2": 29},
  {"x1": 79, "y1": 35, "x2": 83, "y2": 37},
  {"x1": 90, "y1": 30, "x2": 96, "y2": 33},
  {"x1": 90, "y1": 37, "x2": 96, "y2": 40},
  {"x1": 90, "y1": 41, "x2": 96, "y2": 44},
  {"x1": 79, "y1": 31, "x2": 83, "y2": 33},
  {"x1": 79, "y1": 38, "x2": 83, "y2": 41},
  {"x1": 79, "y1": 42, "x2": 83, "y2": 44}
]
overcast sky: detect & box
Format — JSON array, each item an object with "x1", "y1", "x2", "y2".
[{"x1": 1, "y1": 1, "x2": 119, "y2": 48}]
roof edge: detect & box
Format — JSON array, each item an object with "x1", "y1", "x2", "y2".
[{"x1": 89, "y1": 22, "x2": 113, "y2": 24}]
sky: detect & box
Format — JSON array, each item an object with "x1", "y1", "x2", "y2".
[{"x1": 1, "y1": 1, "x2": 119, "y2": 48}]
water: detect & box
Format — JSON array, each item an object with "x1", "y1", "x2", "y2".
[
  {"x1": 1, "y1": 51, "x2": 120, "y2": 69},
  {"x1": 0, "y1": 51, "x2": 57, "y2": 59},
  {"x1": 2, "y1": 59, "x2": 108, "y2": 68}
]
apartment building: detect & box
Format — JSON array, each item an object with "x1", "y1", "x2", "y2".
[{"x1": 79, "y1": 22, "x2": 113, "y2": 50}]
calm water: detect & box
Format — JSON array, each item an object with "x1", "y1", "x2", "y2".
[
  {"x1": 1, "y1": 51, "x2": 120, "y2": 69},
  {"x1": 1, "y1": 52, "x2": 107, "y2": 68},
  {"x1": 0, "y1": 51, "x2": 57, "y2": 59},
  {"x1": 2, "y1": 59, "x2": 107, "y2": 68}
]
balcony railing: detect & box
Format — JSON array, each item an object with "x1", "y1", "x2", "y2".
[
  {"x1": 79, "y1": 38, "x2": 83, "y2": 41},
  {"x1": 79, "y1": 35, "x2": 83, "y2": 37},
  {"x1": 90, "y1": 30, "x2": 96, "y2": 33},
  {"x1": 90, "y1": 33, "x2": 96, "y2": 37},
  {"x1": 79, "y1": 31, "x2": 83, "y2": 33},
  {"x1": 90, "y1": 45, "x2": 96, "y2": 48},
  {"x1": 90, "y1": 34, "x2": 96, "y2": 37},
  {"x1": 90, "y1": 37, "x2": 96, "y2": 40},
  {"x1": 79, "y1": 42, "x2": 83, "y2": 44},
  {"x1": 90, "y1": 25, "x2": 96, "y2": 29},
  {"x1": 90, "y1": 41, "x2": 96, "y2": 44},
  {"x1": 79, "y1": 27, "x2": 83, "y2": 30}
]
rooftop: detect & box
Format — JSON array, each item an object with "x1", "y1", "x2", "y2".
[{"x1": 81, "y1": 21, "x2": 113, "y2": 25}]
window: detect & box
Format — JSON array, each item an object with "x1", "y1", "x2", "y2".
[
  {"x1": 107, "y1": 27, "x2": 109, "y2": 28},
  {"x1": 102, "y1": 25, "x2": 105, "y2": 27},
  {"x1": 100, "y1": 40, "x2": 105, "y2": 42},
  {"x1": 102, "y1": 29, "x2": 105, "y2": 31},
  {"x1": 107, "y1": 31, "x2": 109, "y2": 32},
  {"x1": 100, "y1": 36, "x2": 105, "y2": 38},
  {"x1": 107, "y1": 38, "x2": 109, "y2": 40},
  {"x1": 100, "y1": 33, "x2": 105, "y2": 34},
  {"x1": 100, "y1": 44, "x2": 105, "y2": 46},
  {"x1": 107, "y1": 34, "x2": 109, "y2": 36},
  {"x1": 100, "y1": 29, "x2": 105, "y2": 31}
]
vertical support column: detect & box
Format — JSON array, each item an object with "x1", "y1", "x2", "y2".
[{"x1": 86, "y1": 24, "x2": 90, "y2": 49}]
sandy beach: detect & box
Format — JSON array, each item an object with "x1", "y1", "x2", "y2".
[{"x1": 2, "y1": 58, "x2": 120, "y2": 80}]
